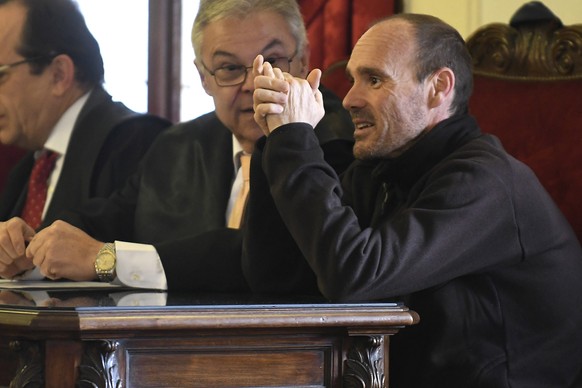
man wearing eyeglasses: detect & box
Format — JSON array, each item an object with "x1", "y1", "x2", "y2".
[
  {"x1": 19, "y1": 0, "x2": 354, "y2": 291},
  {"x1": 0, "y1": 0, "x2": 170, "y2": 279}
]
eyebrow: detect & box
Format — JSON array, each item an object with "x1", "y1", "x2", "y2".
[{"x1": 347, "y1": 65, "x2": 387, "y2": 79}]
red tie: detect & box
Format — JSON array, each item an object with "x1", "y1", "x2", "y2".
[{"x1": 21, "y1": 151, "x2": 58, "y2": 230}]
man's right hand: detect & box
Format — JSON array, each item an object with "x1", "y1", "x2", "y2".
[
  {"x1": 253, "y1": 55, "x2": 324, "y2": 134},
  {"x1": 26, "y1": 220, "x2": 104, "y2": 281},
  {"x1": 0, "y1": 218, "x2": 36, "y2": 279}
]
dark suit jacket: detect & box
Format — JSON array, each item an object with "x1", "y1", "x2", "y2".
[
  {"x1": 0, "y1": 86, "x2": 171, "y2": 228},
  {"x1": 68, "y1": 86, "x2": 355, "y2": 291}
]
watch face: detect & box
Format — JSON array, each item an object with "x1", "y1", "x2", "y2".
[{"x1": 97, "y1": 253, "x2": 116, "y2": 271}]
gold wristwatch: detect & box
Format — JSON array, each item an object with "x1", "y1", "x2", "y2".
[{"x1": 94, "y1": 243, "x2": 116, "y2": 282}]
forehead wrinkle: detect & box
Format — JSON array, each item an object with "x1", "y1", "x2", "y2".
[
  {"x1": 346, "y1": 58, "x2": 393, "y2": 82},
  {"x1": 0, "y1": 8, "x2": 25, "y2": 60},
  {"x1": 347, "y1": 21, "x2": 416, "y2": 82},
  {"x1": 210, "y1": 38, "x2": 287, "y2": 61}
]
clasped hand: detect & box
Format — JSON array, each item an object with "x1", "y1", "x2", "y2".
[
  {"x1": 0, "y1": 217, "x2": 102, "y2": 281},
  {"x1": 252, "y1": 54, "x2": 325, "y2": 135},
  {"x1": 0, "y1": 218, "x2": 35, "y2": 278}
]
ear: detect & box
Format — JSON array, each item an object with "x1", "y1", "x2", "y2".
[
  {"x1": 194, "y1": 59, "x2": 213, "y2": 97},
  {"x1": 427, "y1": 67, "x2": 455, "y2": 109},
  {"x1": 49, "y1": 54, "x2": 75, "y2": 96}
]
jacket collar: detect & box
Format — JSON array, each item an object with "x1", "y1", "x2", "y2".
[{"x1": 371, "y1": 114, "x2": 482, "y2": 188}]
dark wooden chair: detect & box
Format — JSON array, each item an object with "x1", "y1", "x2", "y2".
[{"x1": 467, "y1": 1, "x2": 582, "y2": 241}]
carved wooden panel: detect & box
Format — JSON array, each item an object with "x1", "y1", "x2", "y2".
[
  {"x1": 467, "y1": 19, "x2": 582, "y2": 80},
  {"x1": 77, "y1": 340, "x2": 121, "y2": 388},
  {"x1": 0, "y1": 298, "x2": 418, "y2": 388},
  {"x1": 9, "y1": 340, "x2": 44, "y2": 388},
  {"x1": 121, "y1": 335, "x2": 336, "y2": 388},
  {"x1": 343, "y1": 336, "x2": 385, "y2": 388}
]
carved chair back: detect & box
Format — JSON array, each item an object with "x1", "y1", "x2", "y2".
[{"x1": 467, "y1": 1, "x2": 582, "y2": 241}]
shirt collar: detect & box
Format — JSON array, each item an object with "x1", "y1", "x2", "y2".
[{"x1": 43, "y1": 89, "x2": 92, "y2": 155}]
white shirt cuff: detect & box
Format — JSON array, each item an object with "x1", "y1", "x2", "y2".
[{"x1": 114, "y1": 241, "x2": 168, "y2": 290}]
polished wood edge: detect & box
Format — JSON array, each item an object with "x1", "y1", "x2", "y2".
[
  {"x1": 0, "y1": 308, "x2": 80, "y2": 331},
  {"x1": 467, "y1": 21, "x2": 582, "y2": 79},
  {"x1": 75, "y1": 307, "x2": 420, "y2": 332},
  {"x1": 0, "y1": 305, "x2": 419, "y2": 333}
]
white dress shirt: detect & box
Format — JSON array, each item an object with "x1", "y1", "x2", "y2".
[
  {"x1": 19, "y1": 92, "x2": 91, "y2": 281},
  {"x1": 41, "y1": 91, "x2": 91, "y2": 219}
]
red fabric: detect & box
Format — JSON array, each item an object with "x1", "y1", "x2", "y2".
[
  {"x1": 21, "y1": 151, "x2": 58, "y2": 230},
  {"x1": 299, "y1": 0, "x2": 396, "y2": 98},
  {"x1": 469, "y1": 76, "x2": 582, "y2": 240},
  {"x1": 0, "y1": 144, "x2": 26, "y2": 193}
]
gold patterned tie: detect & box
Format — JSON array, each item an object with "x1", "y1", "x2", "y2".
[
  {"x1": 228, "y1": 154, "x2": 251, "y2": 229},
  {"x1": 21, "y1": 151, "x2": 58, "y2": 230}
]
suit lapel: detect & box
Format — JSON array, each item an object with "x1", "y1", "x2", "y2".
[{"x1": 42, "y1": 87, "x2": 136, "y2": 226}]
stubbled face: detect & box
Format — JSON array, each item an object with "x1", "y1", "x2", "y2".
[
  {"x1": 343, "y1": 20, "x2": 431, "y2": 160},
  {"x1": 197, "y1": 11, "x2": 307, "y2": 153},
  {"x1": 0, "y1": 2, "x2": 55, "y2": 150}
]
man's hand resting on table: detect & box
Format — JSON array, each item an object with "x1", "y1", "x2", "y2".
[
  {"x1": 0, "y1": 218, "x2": 36, "y2": 279},
  {"x1": 25, "y1": 220, "x2": 104, "y2": 281}
]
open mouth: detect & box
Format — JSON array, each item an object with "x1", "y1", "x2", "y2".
[
  {"x1": 352, "y1": 112, "x2": 374, "y2": 131},
  {"x1": 353, "y1": 118, "x2": 375, "y2": 132},
  {"x1": 355, "y1": 122, "x2": 373, "y2": 130}
]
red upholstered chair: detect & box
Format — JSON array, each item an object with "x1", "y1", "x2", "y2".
[
  {"x1": 0, "y1": 144, "x2": 26, "y2": 193},
  {"x1": 467, "y1": 2, "x2": 582, "y2": 241}
]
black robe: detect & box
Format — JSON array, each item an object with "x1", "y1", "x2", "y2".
[{"x1": 66, "y1": 86, "x2": 355, "y2": 292}]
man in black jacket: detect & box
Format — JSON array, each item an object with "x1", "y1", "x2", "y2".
[
  {"x1": 248, "y1": 13, "x2": 582, "y2": 388},
  {"x1": 0, "y1": 0, "x2": 169, "y2": 279},
  {"x1": 21, "y1": 0, "x2": 354, "y2": 290}
]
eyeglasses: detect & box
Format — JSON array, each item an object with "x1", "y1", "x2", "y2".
[
  {"x1": 0, "y1": 55, "x2": 55, "y2": 81},
  {"x1": 200, "y1": 51, "x2": 297, "y2": 87}
]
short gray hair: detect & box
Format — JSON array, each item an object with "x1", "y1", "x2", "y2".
[{"x1": 192, "y1": 0, "x2": 307, "y2": 59}]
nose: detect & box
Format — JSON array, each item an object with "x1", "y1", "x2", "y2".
[
  {"x1": 241, "y1": 67, "x2": 255, "y2": 92},
  {"x1": 342, "y1": 84, "x2": 362, "y2": 111}
]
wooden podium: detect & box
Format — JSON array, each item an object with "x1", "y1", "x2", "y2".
[{"x1": 0, "y1": 290, "x2": 418, "y2": 388}]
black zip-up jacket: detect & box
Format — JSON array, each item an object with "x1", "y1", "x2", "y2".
[{"x1": 243, "y1": 114, "x2": 582, "y2": 388}]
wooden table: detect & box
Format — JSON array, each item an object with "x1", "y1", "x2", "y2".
[{"x1": 0, "y1": 290, "x2": 419, "y2": 388}]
